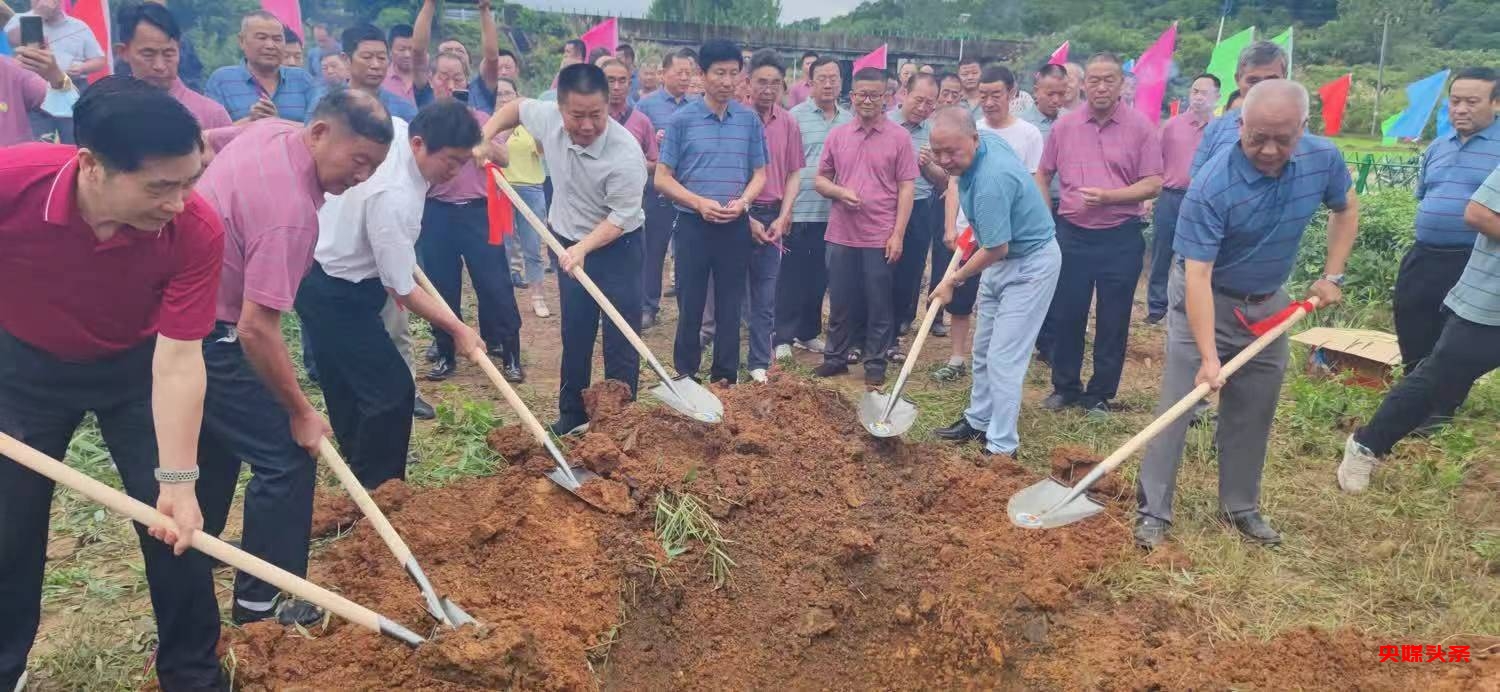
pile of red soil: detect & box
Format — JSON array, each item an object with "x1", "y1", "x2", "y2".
[{"x1": 221, "y1": 378, "x2": 1468, "y2": 690}]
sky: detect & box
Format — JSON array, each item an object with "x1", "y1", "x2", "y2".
[{"x1": 508, "y1": 0, "x2": 867, "y2": 24}]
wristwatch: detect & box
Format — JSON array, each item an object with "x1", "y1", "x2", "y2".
[
  {"x1": 154, "y1": 466, "x2": 201, "y2": 484},
  {"x1": 1322, "y1": 273, "x2": 1346, "y2": 287}
]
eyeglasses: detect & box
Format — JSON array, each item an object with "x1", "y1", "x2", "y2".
[{"x1": 851, "y1": 91, "x2": 884, "y2": 102}]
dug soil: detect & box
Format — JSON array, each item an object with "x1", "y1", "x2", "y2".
[{"x1": 223, "y1": 377, "x2": 1472, "y2": 690}]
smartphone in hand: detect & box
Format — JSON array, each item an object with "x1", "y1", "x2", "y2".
[{"x1": 20, "y1": 16, "x2": 45, "y2": 47}]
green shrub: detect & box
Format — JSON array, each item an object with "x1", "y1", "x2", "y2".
[{"x1": 1292, "y1": 188, "x2": 1416, "y2": 319}]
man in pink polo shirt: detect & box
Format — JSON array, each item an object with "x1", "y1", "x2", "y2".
[
  {"x1": 114, "y1": 3, "x2": 231, "y2": 130},
  {"x1": 1146, "y1": 72, "x2": 1220, "y2": 324},
  {"x1": 194, "y1": 86, "x2": 392, "y2": 628},
  {"x1": 813, "y1": 66, "x2": 918, "y2": 387},
  {"x1": 603, "y1": 58, "x2": 659, "y2": 168},
  {"x1": 1036, "y1": 52, "x2": 1163, "y2": 415},
  {"x1": 0, "y1": 48, "x2": 58, "y2": 146},
  {"x1": 744, "y1": 48, "x2": 804, "y2": 383}
]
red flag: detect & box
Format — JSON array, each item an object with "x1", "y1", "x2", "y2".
[
  {"x1": 957, "y1": 226, "x2": 978, "y2": 261},
  {"x1": 580, "y1": 18, "x2": 618, "y2": 57},
  {"x1": 65, "y1": 0, "x2": 111, "y2": 83},
  {"x1": 484, "y1": 163, "x2": 515, "y2": 246},
  {"x1": 1169, "y1": 99, "x2": 1180, "y2": 117},
  {"x1": 1132, "y1": 22, "x2": 1176, "y2": 124},
  {"x1": 261, "y1": 0, "x2": 304, "y2": 40},
  {"x1": 1318, "y1": 73, "x2": 1353, "y2": 137},
  {"x1": 853, "y1": 45, "x2": 888, "y2": 73}
]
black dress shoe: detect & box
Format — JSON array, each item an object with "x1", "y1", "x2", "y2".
[
  {"x1": 1040, "y1": 392, "x2": 1078, "y2": 411},
  {"x1": 934, "y1": 418, "x2": 986, "y2": 443},
  {"x1": 232, "y1": 599, "x2": 325, "y2": 627},
  {"x1": 413, "y1": 395, "x2": 435, "y2": 420},
  {"x1": 426, "y1": 358, "x2": 456, "y2": 381},
  {"x1": 813, "y1": 361, "x2": 848, "y2": 378},
  {"x1": 1134, "y1": 515, "x2": 1170, "y2": 549},
  {"x1": 1219, "y1": 510, "x2": 1282, "y2": 546},
  {"x1": 846, "y1": 348, "x2": 863, "y2": 364},
  {"x1": 864, "y1": 368, "x2": 887, "y2": 387},
  {"x1": 424, "y1": 343, "x2": 440, "y2": 364},
  {"x1": 548, "y1": 418, "x2": 589, "y2": 437},
  {"x1": 1144, "y1": 312, "x2": 1166, "y2": 325},
  {"x1": 502, "y1": 357, "x2": 525, "y2": 384}
]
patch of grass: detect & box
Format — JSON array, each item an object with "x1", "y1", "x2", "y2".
[
  {"x1": 407, "y1": 397, "x2": 505, "y2": 487},
  {"x1": 32, "y1": 615, "x2": 158, "y2": 691},
  {"x1": 654, "y1": 488, "x2": 736, "y2": 589}
]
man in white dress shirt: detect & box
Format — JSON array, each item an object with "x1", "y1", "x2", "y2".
[{"x1": 293, "y1": 101, "x2": 484, "y2": 487}]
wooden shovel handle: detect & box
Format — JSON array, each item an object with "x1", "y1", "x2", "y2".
[
  {"x1": 0, "y1": 432, "x2": 387, "y2": 636},
  {"x1": 889, "y1": 248, "x2": 965, "y2": 395},
  {"x1": 317, "y1": 438, "x2": 413, "y2": 564}
]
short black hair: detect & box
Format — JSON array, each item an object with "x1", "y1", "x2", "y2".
[
  {"x1": 748, "y1": 48, "x2": 784, "y2": 77},
  {"x1": 341, "y1": 24, "x2": 385, "y2": 56},
  {"x1": 907, "y1": 72, "x2": 939, "y2": 91},
  {"x1": 808, "y1": 56, "x2": 840, "y2": 78},
  {"x1": 310, "y1": 86, "x2": 395, "y2": 145},
  {"x1": 852, "y1": 67, "x2": 885, "y2": 84},
  {"x1": 497, "y1": 48, "x2": 519, "y2": 65},
  {"x1": 387, "y1": 24, "x2": 413, "y2": 47},
  {"x1": 958, "y1": 56, "x2": 982, "y2": 68},
  {"x1": 617, "y1": 43, "x2": 634, "y2": 59},
  {"x1": 664, "y1": 47, "x2": 696, "y2": 69},
  {"x1": 117, "y1": 2, "x2": 181, "y2": 44},
  {"x1": 1035, "y1": 63, "x2": 1068, "y2": 81},
  {"x1": 937, "y1": 71, "x2": 960, "y2": 85},
  {"x1": 1193, "y1": 73, "x2": 1221, "y2": 90},
  {"x1": 556, "y1": 63, "x2": 608, "y2": 103},
  {"x1": 410, "y1": 100, "x2": 482, "y2": 152},
  {"x1": 697, "y1": 39, "x2": 742, "y2": 73},
  {"x1": 284, "y1": 26, "x2": 301, "y2": 45},
  {"x1": 801, "y1": 50, "x2": 819, "y2": 62},
  {"x1": 74, "y1": 76, "x2": 202, "y2": 171},
  {"x1": 564, "y1": 39, "x2": 586, "y2": 58},
  {"x1": 1225, "y1": 89, "x2": 1244, "y2": 108},
  {"x1": 1453, "y1": 67, "x2": 1500, "y2": 100},
  {"x1": 980, "y1": 65, "x2": 1015, "y2": 90}
]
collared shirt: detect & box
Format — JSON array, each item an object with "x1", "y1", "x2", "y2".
[
  {"x1": 4, "y1": 13, "x2": 102, "y2": 77},
  {"x1": 1020, "y1": 103, "x2": 1063, "y2": 200},
  {"x1": 502, "y1": 125, "x2": 546, "y2": 186},
  {"x1": 790, "y1": 99, "x2": 853, "y2": 222},
  {"x1": 196, "y1": 119, "x2": 328, "y2": 323},
  {"x1": 959, "y1": 132, "x2": 1056, "y2": 258},
  {"x1": 1040, "y1": 103, "x2": 1164, "y2": 229},
  {"x1": 167, "y1": 78, "x2": 232, "y2": 130},
  {"x1": 788, "y1": 81, "x2": 812, "y2": 108},
  {"x1": 430, "y1": 108, "x2": 498, "y2": 203},
  {"x1": 0, "y1": 55, "x2": 48, "y2": 146},
  {"x1": 316, "y1": 118, "x2": 428, "y2": 296},
  {"x1": 382, "y1": 65, "x2": 416, "y2": 105},
  {"x1": 757, "y1": 105, "x2": 805, "y2": 204},
  {"x1": 1010, "y1": 90, "x2": 1036, "y2": 116},
  {"x1": 204, "y1": 62, "x2": 319, "y2": 122},
  {"x1": 518, "y1": 99, "x2": 647, "y2": 241},
  {"x1": 889, "y1": 110, "x2": 935, "y2": 200},
  {"x1": 612, "y1": 104, "x2": 660, "y2": 163},
  {"x1": 0, "y1": 144, "x2": 223, "y2": 361},
  {"x1": 1415, "y1": 119, "x2": 1500, "y2": 247},
  {"x1": 818, "y1": 116, "x2": 918, "y2": 248},
  {"x1": 1190, "y1": 107, "x2": 1243, "y2": 178},
  {"x1": 1175, "y1": 135, "x2": 1351, "y2": 296},
  {"x1": 659, "y1": 98, "x2": 767, "y2": 212},
  {"x1": 1447, "y1": 168, "x2": 1500, "y2": 325},
  {"x1": 1160, "y1": 110, "x2": 1212, "y2": 190},
  {"x1": 636, "y1": 88, "x2": 695, "y2": 133},
  {"x1": 963, "y1": 98, "x2": 982, "y2": 121},
  {"x1": 977, "y1": 117, "x2": 1044, "y2": 173}
]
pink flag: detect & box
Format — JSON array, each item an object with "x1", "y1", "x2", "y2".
[
  {"x1": 1047, "y1": 41, "x2": 1069, "y2": 66},
  {"x1": 580, "y1": 18, "x2": 618, "y2": 57},
  {"x1": 1132, "y1": 22, "x2": 1176, "y2": 124},
  {"x1": 852, "y1": 44, "x2": 888, "y2": 73},
  {"x1": 260, "y1": 0, "x2": 303, "y2": 39},
  {"x1": 64, "y1": 0, "x2": 111, "y2": 83}
]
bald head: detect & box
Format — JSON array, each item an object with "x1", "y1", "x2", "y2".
[
  {"x1": 930, "y1": 106, "x2": 978, "y2": 137},
  {"x1": 1243, "y1": 79, "x2": 1309, "y2": 123},
  {"x1": 929, "y1": 106, "x2": 981, "y2": 176},
  {"x1": 1239, "y1": 80, "x2": 1308, "y2": 176}
]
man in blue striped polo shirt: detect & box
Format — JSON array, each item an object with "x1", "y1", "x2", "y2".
[
  {"x1": 655, "y1": 39, "x2": 767, "y2": 385},
  {"x1": 637, "y1": 48, "x2": 699, "y2": 328},
  {"x1": 1135, "y1": 80, "x2": 1359, "y2": 550},
  {"x1": 204, "y1": 10, "x2": 319, "y2": 123},
  {"x1": 336, "y1": 24, "x2": 418, "y2": 122},
  {"x1": 1188, "y1": 41, "x2": 1289, "y2": 178},
  {"x1": 1391, "y1": 68, "x2": 1500, "y2": 427},
  {"x1": 1341, "y1": 164, "x2": 1500, "y2": 493}
]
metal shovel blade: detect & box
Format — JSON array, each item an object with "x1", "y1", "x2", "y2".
[
  {"x1": 858, "y1": 391, "x2": 917, "y2": 438},
  {"x1": 1007, "y1": 477, "x2": 1106, "y2": 529},
  {"x1": 545, "y1": 463, "x2": 601, "y2": 494},
  {"x1": 437, "y1": 597, "x2": 478, "y2": 627},
  {"x1": 651, "y1": 376, "x2": 724, "y2": 423},
  {"x1": 405, "y1": 559, "x2": 479, "y2": 629}
]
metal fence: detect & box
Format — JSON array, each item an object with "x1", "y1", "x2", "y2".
[{"x1": 1349, "y1": 154, "x2": 1421, "y2": 194}]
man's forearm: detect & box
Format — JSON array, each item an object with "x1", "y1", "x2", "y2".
[
  {"x1": 237, "y1": 309, "x2": 315, "y2": 417},
  {"x1": 576, "y1": 220, "x2": 625, "y2": 255},
  {"x1": 1466, "y1": 200, "x2": 1500, "y2": 241},
  {"x1": 75, "y1": 56, "x2": 107, "y2": 75},
  {"x1": 654, "y1": 165, "x2": 700, "y2": 208},
  {"x1": 152, "y1": 337, "x2": 206, "y2": 472},
  {"x1": 892, "y1": 183, "x2": 914, "y2": 239},
  {"x1": 1183, "y1": 261, "x2": 1219, "y2": 364},
  {"x1": 949, "y1": 244, "x2": 1008, "y2": 283},
  {"x1": 396, "y1": 288, "x2": 470, "y2": 345},
  {"x1": 1324, "y1": 196, "x2": 1360, "y2": 275},
  {"x1": 741, "y1": 168, "x2": 767, "y2": 205},
  {"x1": 1112, "y1": 175, "x2": 1163, "y2": 204},
  {"x1": 1034, "y1": 170, "x2": 1053, "y2": 202},
  {"x1": 778, "y1": 170, "x2": 801, "y2": 218},
  {"x1": 813, "y1": 174, "x2": 840, "y2": 199},
  {"x1": 480, "y1": 98, "x2": 524, "y2": 141},
  {"x1": 921, "y1": 162, "x2": 949, "y2": 190}
]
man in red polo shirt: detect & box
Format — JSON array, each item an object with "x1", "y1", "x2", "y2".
[{"x1": 0, "y1": 77, "x2": 227, "y2": 692}]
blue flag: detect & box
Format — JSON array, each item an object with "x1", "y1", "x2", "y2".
[
  {"x1": 1435, "y1": 99, "x2": 1455, "y2": 141},
  {"x1": 0, "y1": 30, "x2": 11, "y2": 56},
  {"x1": 1387, "y1": 69, "x2": 1450, "y2": 140}
]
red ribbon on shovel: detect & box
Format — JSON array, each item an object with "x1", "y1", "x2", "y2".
[
  {"x1": 484, "y1": 162, "x2": 516, "y2": 246},
  {"x1": 1235, "y1": 299, "x2": 1317, "y2": 337},
  {"x1": 956, "y1": 226, "x2": 978, "y2": 261}
]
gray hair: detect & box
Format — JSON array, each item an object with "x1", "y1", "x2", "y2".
[
  {"x1": 1243, "y1": 79, "x2": 1309, "y2": 120},
  {"x1": 930, "y1": 106, "x2": 978, "y2": 136},
  {"x1": 1237, "y1": 41, "x2": 1289, "y2": 77},
  {"x1": 240, "y1": 10, "x2": 282, "y2": 34}
]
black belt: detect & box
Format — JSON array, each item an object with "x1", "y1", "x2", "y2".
[
  {"x1": 434, "y1": 197, "x2": 484, "y2": 206},
  {"x1": 749, "y1": 201, "x2": 780, "y2": 214},
  {"x1": 1213, "y1": 284, "x2": 1277, "y2": 304}
]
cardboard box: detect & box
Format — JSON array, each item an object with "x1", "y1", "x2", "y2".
[{"x1": 1290, "y1": 328, "x2": 1402, "y2": 389}]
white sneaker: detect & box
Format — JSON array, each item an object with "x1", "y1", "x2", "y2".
[
  {"x1": 794, "y1": 337, "x2": 826, "y2": 352},
  {"x1": 1337, "y1": 435, "x2": 1382, "y2": 494},
  {"x1": 750, "y1": 368, "x2": 768, "y2": 383},
  {"x1": 532, "y1": 296, "x2": 551, "y2": 318},
  {"x1": 774, "y1": 344, "x2": 793, "y2": 361},
  {"x1": 14, "y1": 670, "x2": 27, "y2": 692}
]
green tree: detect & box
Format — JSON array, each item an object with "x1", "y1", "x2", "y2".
[{"x1": 646, "y1": 0, "x2": 782, "y2": 28}]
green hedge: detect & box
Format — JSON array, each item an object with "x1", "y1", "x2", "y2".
[{"x1": 1289, "y1": 188, "x2": 1417, "y2": 330}]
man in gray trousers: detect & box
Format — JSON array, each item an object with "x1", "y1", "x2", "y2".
[{"x1": 1133, "y1": 80, "x2": 1359, "y2": 549}]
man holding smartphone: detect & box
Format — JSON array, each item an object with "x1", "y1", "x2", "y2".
[{"x1": 5, "y1": 0, "x2": 102, "y2": 143}]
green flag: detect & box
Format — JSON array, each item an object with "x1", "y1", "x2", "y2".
[
  {"x1": 1208, "y1": 26, "x2": 1255, "y2": 110},
  {"x1": 1381, "y1": 113, "x2": 1402, "y2": 146},
  {"x1": 1270, "y1": 27, "x2": 1293, "y2": 74}
]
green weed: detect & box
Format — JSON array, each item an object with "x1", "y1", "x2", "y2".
[{"x1": 654, "y1": 489, "x2": 736, "y2": 589}]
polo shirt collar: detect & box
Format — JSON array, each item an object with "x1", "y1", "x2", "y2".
[
  {"x1": 43, "y1": 156, "x2": 149, "y2": 247},
  {"x1": 567, "y1": 128, "x2": 610, "y2": 158},
  {"x1": 1454, "y1": 117, "x2": 1500, "y2": 145},
  {"x1": 758, "y1": 105, "x2": 782, "y2": 125},
  {"x1": 1230, "y1": 143, "x2": 1301, "y2": 183},
  {"x1": 700, "y1": 99, "x2": 738, "y2": 122},
  {"x1": 855, "y1": 116, "x2": 890, "y2": 134},
  {"x1": 1087, "y1": 102, "x2": 1125, "y2": 125}
]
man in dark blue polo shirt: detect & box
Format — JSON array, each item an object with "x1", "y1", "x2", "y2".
[
  {"x1": 637, "y1": 47, "x2": 700, "y2": 328},
  {"x1": 655, "y1": 39, "x2": 767, "y2": 384},
  {"x1": 1135, "y1": 80, "x2": 1359, "y2": 550}
]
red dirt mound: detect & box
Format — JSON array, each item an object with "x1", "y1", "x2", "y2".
[
  {"x1": 309, "y1": 480, "x2": 415, "y2": 537},
  {"x1": 1049, "y1": 445, "x2": 1125, "y2": 500}
]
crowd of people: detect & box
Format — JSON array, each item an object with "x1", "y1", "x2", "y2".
[{"x1": 2, "y1": 0, "x2": 1500, "y2": 689}]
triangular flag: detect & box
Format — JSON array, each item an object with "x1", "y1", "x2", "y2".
[
  {"x1": 0, "y1": 30, "x2": 10, "y2": 56},
  {"x1": 1269, "y1": 27, "x2": 1293, "y2": 74},
  {"x1": 853, "y1": 44, "x2": 888, "y2": 74},
  {"x1": 1170, "y1": 99, "x2": 1180, "y2": 117},
  {"x1": 1317, "y1": 73, "x2": 1352, "y2": 136},
  {"x1": 1387, "y1": 69, "x2": 1450, "y2": 140},
  {"x1": 1380, "y1": 113, "x2": 1401, "y2": 146},
  {"x1": 580, "y1": 18, "x2": 618, "y2": 57},
  {"x1": 261, "y1": 0, "x2": 304, "y2": 40},
  {"x1": 65, "y1": 0, "x2": 112, "y2": 83},
  {"x1": 1048, "y1": 41, "x2": 1069, "y2": 66},
  {"x1": 1207, "y1": 26, "x2": 1254, "y2": 109},
  {"x1": 1435, "y1": 99, "x2": 1455, "y2": 140},
  {"x1": 484, "y1": 163, "x2": 516, "y2": 245},
  {"x1": 1132, "y1": 22, "x2": 1176, "y2": 124}
]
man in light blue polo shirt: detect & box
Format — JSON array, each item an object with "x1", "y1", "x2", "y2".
[
  {"x1": 1136, "y1": 80, "x2": 1359, "y2": 549},
  {"x1": 1341, "y1": 164, "x2": 1500, "y2": 493},
  {"x1": 1391, "y1": 67, "x2": 1500, "y2": 426},
  {"x1": 655, "y1": 39, "x2": 767, "y2": 385},
  {"x1": 926, "y1": 107, "x2": 1060, "y2": 458},
  {"x1": 204, "y1": 10, "x2": 319, "y2": 123}
]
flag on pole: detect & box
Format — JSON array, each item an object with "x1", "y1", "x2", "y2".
[
  {"x1": 1317, "y1": 73, "x2": 1352, "y2": 136},
  {"x1": 580, "y1": 18, "x2": 618, "y2": 57},
  {"x1": 261, "y1": 0, "x2": 304, "y2": 40},
  {"x1": 1387, "y1": 69, "x2": 1450, "y2": 140},
  {"x1": 484, "y1": 164, "x2": 516, "y2": 245},
  {"x1": 853, "y1": 45, "x2": 888, "y2": 73},
  {"x1": 1435, "y1": 99, "x2": 1454, "y2": 140},
  {"x1": 1380, "y1": 113, "x2": 1401, "y2": 146},
  {"x1": 1132, "y1": 22, "x2": 1176, "y2": 124},
  {"x1": 1048, "y1": 41, "x2": 1069, "y2": 66},
  {"x1": 0, "y1": 30, "x2": 11, "y2": 56},
  {"x1": 64, "y1": 0, "x2": 112, "y2": 83},
  {"x1": 1207, "y1": 26, "x2": 1254, "y2": 109},
  {"x1": 1269, "y1": 27, "x2": 1293, "y2": 73},
  {"x1": 1170, "y1": 99, "x2": 1180, "y2": 117}
]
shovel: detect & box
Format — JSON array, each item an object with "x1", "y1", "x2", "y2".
[
  {"x1": 0, "y1": 432, "x2": 426, "y2": 647},
  {"x1": 487, "y1": 168, "x2": 723, "y2": 424},
  {"x1": 413, "y1": 268, "x2": 603, "y2": 502},
  {"x1": 861, "y1": 248, "x2": 964, "y2": 437},
  {"x1": 1008, "y1": 297, "x2": 1321, "y2": 529},
  {"x1": 316, "y1": 438, "x2": 475, "y2": 628}
]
